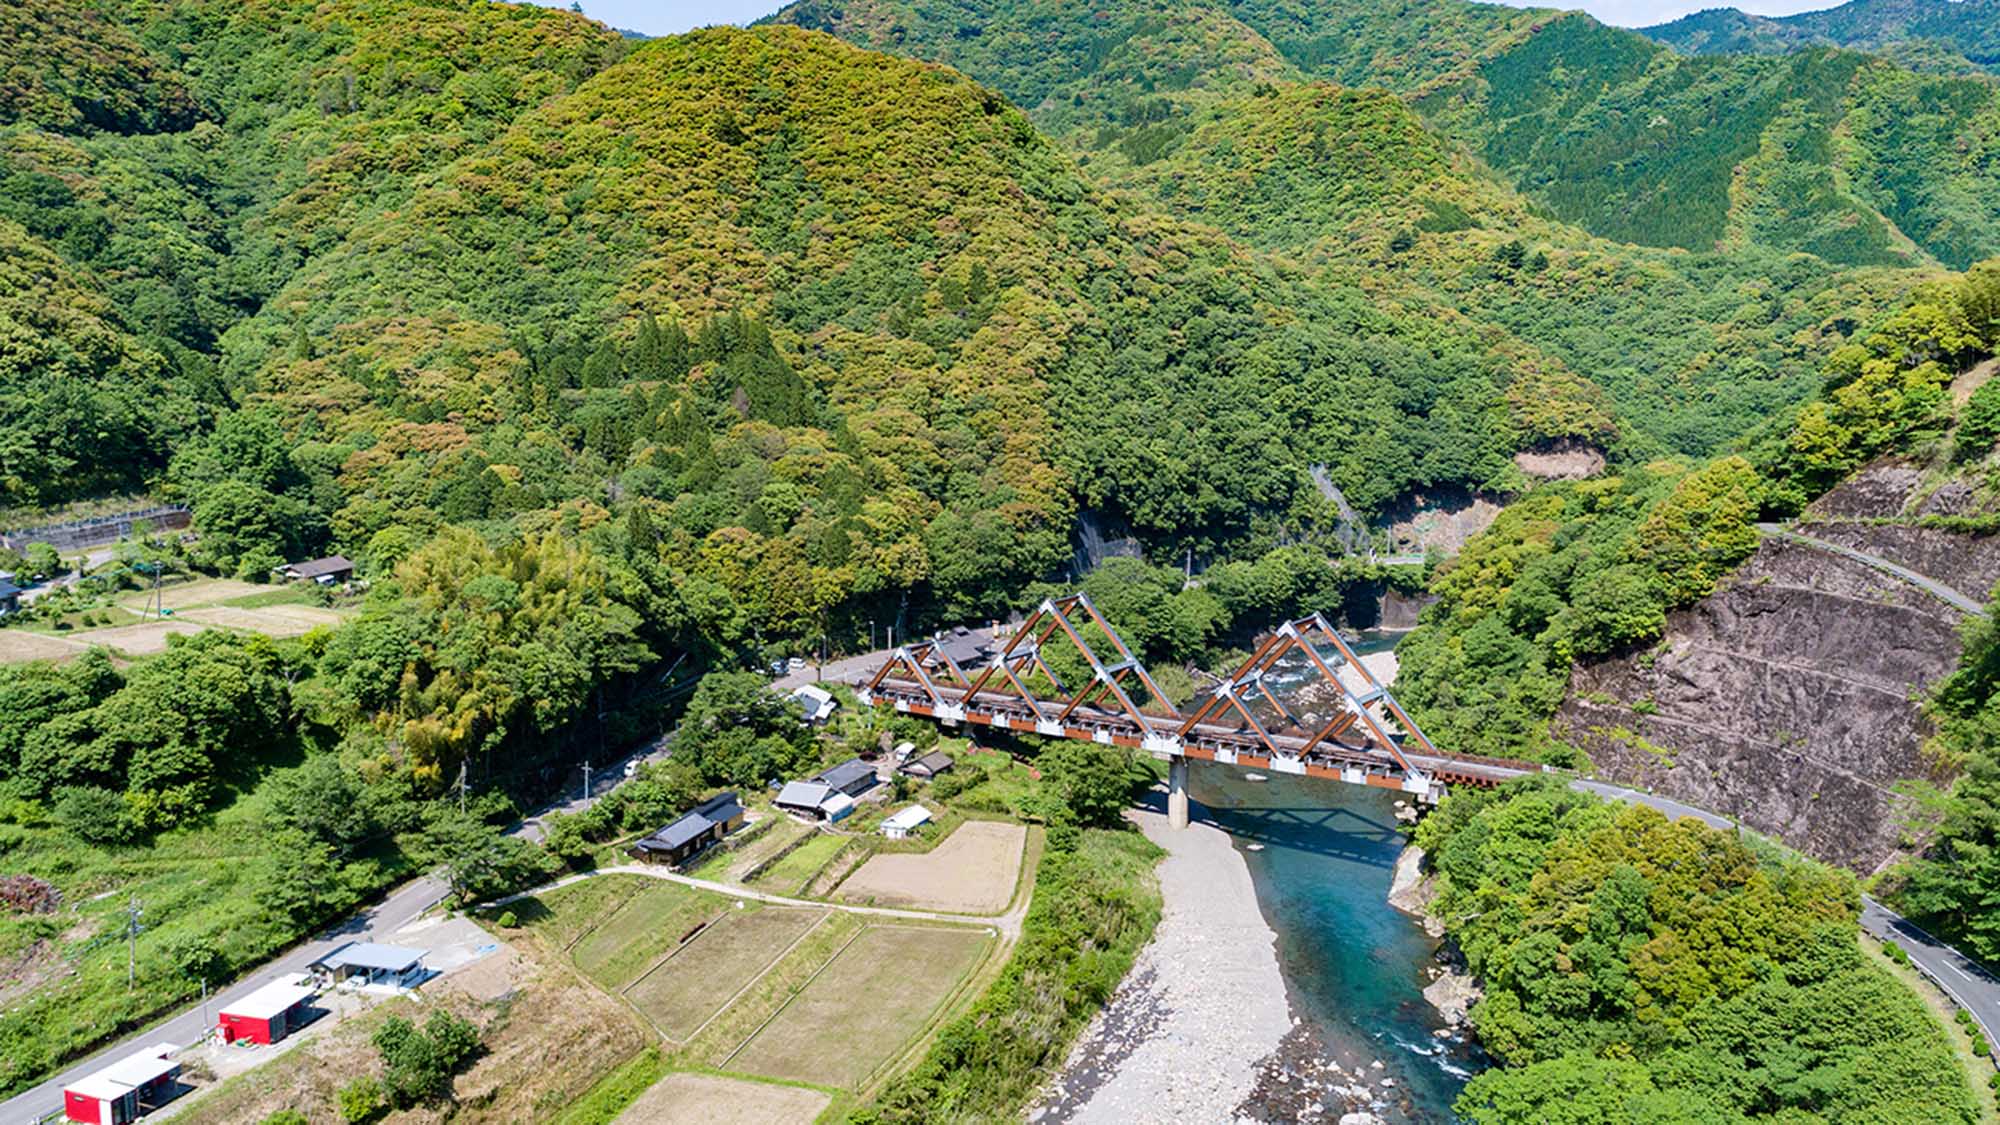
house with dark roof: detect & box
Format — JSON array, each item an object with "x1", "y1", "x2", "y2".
[
  {"x1": 630, "y1": 791, "x2": 745, "y2": 865},
  {"x1": 813, "y1": 757, "x2": 878, "y2": 798},
  {"x1": 775, "y1": 780, "x2": 854, "y2": 822},
  {"x1": 899, "y1": 750, "x2": 955, "y2": 779},
  {"x1": 274, "y1": 555, "x2": 354, "y2": 584},
  {"x1": 0, "y1": 577, "x2": 21, "y2": 615}
]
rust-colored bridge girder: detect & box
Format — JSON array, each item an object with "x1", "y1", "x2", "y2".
[{"x1": 858, "y1": 595, "x2": 1530, "y2": 796}]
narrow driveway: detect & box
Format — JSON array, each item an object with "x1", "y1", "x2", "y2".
[{"x1": 1757, "y1": 522, "x2": 1988, "y2": 617}]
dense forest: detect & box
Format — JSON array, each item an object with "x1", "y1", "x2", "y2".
[
  {"x1": 1422, "y1": 778, "x2": 1979, "y2": 1122},
  {"x1": 1645, "y1": 0, "x2": 2000, "y2": 73},
  {"x1": 775, "y1": 0, "x2": 2000, "y2": 270},
  {"x1": 5, "y1": 0, "x2": 2000, "y2": 1116}
]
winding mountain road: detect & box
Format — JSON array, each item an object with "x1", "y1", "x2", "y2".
[{"x1": 1756, "y1": 522, "x2": 1989, "y2": 616}]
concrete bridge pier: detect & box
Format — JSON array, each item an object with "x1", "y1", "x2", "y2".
[{"x1": 1168, "y1": 755, "x2": 1190, "y2": 829}]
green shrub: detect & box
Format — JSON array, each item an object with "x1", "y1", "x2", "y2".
[
  {"x1": 337, "y1": 1076, "x2": 387, "y2": 1124},
  {"x1": 261, "y1": 1111, "x2": 309, "y2": 1125},
  {"x1": 497, "y1": 910, "x2": 517, "y2": 928}
]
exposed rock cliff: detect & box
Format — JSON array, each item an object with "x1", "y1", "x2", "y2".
[{"x1": 1552, "y1": 460, "x2": 1996, "y2": 873}]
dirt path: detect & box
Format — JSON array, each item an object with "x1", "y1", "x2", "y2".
[{"x1": 489, "y1": 864, "x2": 1028, "y2": 937}]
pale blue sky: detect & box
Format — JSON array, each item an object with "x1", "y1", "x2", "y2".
[{"x1": 540, "y1": 0, "x2": 1849, "y2": 37}]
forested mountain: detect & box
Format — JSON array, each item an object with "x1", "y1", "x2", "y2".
[
  {"x1": 1646, "y1": 0, "x2": 2000, "y2": 72},
  {"x1": 774, "y1": 0, "x2": 2000, "y2": 270}
]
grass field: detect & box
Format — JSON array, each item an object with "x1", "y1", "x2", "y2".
[
  {"x1": 614, "y1": 1072, "x2": 830, "y2": 1125},
  {"x1": 522, "y1": 875, "x2": 657, "y2": 951},
  {"x1": 694, "y1": 816, "x2": 807, "y2": 883},
  {"x1": 838, "y1": 821, "x2": 1025, "y2": 913},
  {"x1": 729, "y1": 924, "x2": 992, "y2": 1088},
  {"x1": 683, "y1": 912, "x2": 867, "y2": 1066},
  {"x1": 572, "y1": 881, "x2": 728, "y2": 990},
  {"x1": 751, "y1": 832, "x2": 847, "y2": 894},
  {"x1": 625, "y1": 905, "x2": 826, "y2": 1040}
]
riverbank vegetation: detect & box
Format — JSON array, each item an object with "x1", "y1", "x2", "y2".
[{"x1": 1419, "y1": 778, "x2": 1979, "y2": 1122}]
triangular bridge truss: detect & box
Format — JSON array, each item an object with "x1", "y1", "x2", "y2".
[{"x1": 859, "y1": 597, "x2": 1505, "y2": 794}]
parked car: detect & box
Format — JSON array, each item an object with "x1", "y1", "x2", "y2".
[{"x1": 788, "y1": 656, "x2": 808, "y2": 673}]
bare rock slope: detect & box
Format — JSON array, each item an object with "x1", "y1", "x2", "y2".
[{"x1": 1552, "y1": 461, "x2": 1999, "y2": 872}]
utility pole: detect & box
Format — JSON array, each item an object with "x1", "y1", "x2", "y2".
[
  {"x1": 581, "y1": 761, "x2": 592, "y2": 803},
  {"x1": 455, "y1": 761, "x2": 468, "y2": 814},
  {"x1": 125, "y1": 895, "x2": 142, "y2": 990}
]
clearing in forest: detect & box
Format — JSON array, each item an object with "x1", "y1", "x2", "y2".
[
  {"x1": 623, "y1": 904, "x2": 826, "y2": 1040},
  {"x1": 728, "y1": 924, "x2": 991, "y2": 1088},
  {"x1": 836, "y1": 820, "x2": 1026, "y2": 913}
]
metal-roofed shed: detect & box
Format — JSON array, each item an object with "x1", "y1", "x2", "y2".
[
  {"x1": 880, "y1": 805, "x2": 932, "y2": 839},
  {"x1": 311, "y1": 942, "x2": 425, "y2": 987},
  {"x1": 217, "y1": 974, "x2": 317, "y2": 1045},
  {"x1": 64, "y1": 1043, "x2": 181, "y2": 1124}
]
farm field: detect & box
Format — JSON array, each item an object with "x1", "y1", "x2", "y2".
[
  {"x1": 175, "y1": 603, "x2": 345, "y2": 636},
  {"x1": 624, "y1": 904, "x2": 826, "y2": 1040},
  {"x1": 571, "y1": 881, "x2": 729, "y2": 989},
  {"x1": 697, "y1": 815, "x2": 808, "y2": 882},
  {"x1": 750, "y1": 831, "x2": 847, "y2": 894},
  {"x1": 728, "y1": 924, "x2": 992, "y2": 1089},
  {"x1": 0, "y1": 579, "x2": 355, "y2": 664},
  {"x1": 614, "y1": 1071, "x2": 829, "y2": 1125},
  {"x1": 837, "y1": 820, "x2": 1026, "y2": 913}
]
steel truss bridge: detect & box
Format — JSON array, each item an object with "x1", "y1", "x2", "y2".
[{"x1": 857, "y1": 593, "x2": 1536, "y2": 823}]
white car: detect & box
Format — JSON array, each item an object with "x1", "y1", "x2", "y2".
[{"x1": 788, "y1": 656, "x2": 808, "y2": 673}]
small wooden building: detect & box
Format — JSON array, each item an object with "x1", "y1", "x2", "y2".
[
  {"x1": 274, "y1": 555, "x2": 354, "y2": 584},
  {"x1": 899, "y1": 750, "x2": 955, "y2": 779},
  {"x1": 630, "y1": 792, "x2": 745, "y2": 865}
]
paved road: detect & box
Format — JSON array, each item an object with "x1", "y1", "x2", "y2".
[
  {"x1": 1757, "y1": 522, "x2": 1988, "y2": 617},
  {"x1": 1576, "y1": 777, "x2": 2000, "y2": 1061},
  {"x1": 0, "y1": 742, "x2": 658, "y2": 1125},
  {"x1": 0, "y1": 876, "x2": 446, "y2": 1125}
]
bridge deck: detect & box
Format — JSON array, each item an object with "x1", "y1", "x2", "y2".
[{"x1": 861, "y1": 677, "x2": 1532, "y2": 791}]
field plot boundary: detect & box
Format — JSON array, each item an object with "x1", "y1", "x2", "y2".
[
  {"x1": 722, "y1": 923, "x2": 994, "y2": 1089},
  {"x1": 624, "y1": 904, "x2": 830, "y2": 1043},
  {"x1": 716, "y1": 924, "x2": 870, "y2": 1072}
]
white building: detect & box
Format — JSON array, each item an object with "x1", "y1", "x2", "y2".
[
  {"x1": 789, "y1": 684, "x2": 838, "y2": 724},
  {"x1": 880, "y1": 805, "x2": 933, "y2": 840}
]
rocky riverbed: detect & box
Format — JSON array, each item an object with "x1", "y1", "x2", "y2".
[{"x1": 1031, "y1": 803, "x2": 1301, "y2": 1123}]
